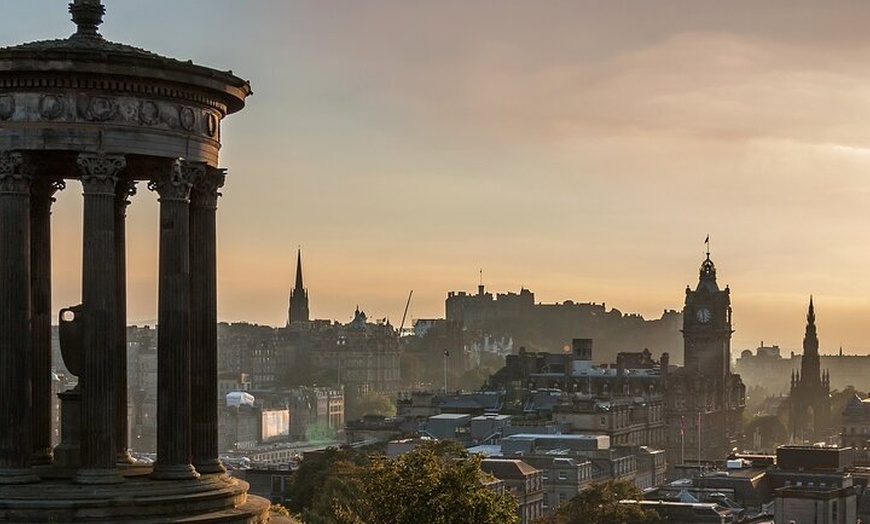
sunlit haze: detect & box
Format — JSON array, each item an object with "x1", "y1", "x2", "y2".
[{"x1": 4, "y1": 1, "x2": 870, "y2": 355}]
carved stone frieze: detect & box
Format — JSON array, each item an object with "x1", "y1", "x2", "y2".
[
  {"x1": 77, "y1": 153, "x2": 126, "y2": 196},
  {"x1": 190, "y1": 167, "x2": 226, "y2": 209},
  {"x1": 38, "y1": 94, "x2": 65, "y2": 120},
  {"x1": 139, "y1": 100, "x2": 161, "y2": 125},
  {"x1": 147, "y1": 159, "x2": 198, "y2": 202},
  {"x1": 205, "y1": 112, "x2": 218, "y2": 137},
  {"x1": 0, "y1": 96, "x2": 14, "y2": 121},
  {"x1": 0, "y1": 92, "x2": 220, "y2": 140},
  {"x1": 0, "y1": 151, "x2": 31, "y2": 194},
  {"x1": 86, "y1": 96, "x2": 117, "y2": 121},
  {"x1": 179, "y1": 106, "x2": 196, "y2": 131}
]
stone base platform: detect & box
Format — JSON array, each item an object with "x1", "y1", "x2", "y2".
[{"x1": 0, "y1": 472, "x2": 276, "y2": 523}]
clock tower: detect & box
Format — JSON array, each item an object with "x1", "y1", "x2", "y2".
[
  {"x1": 664, "y1": 250, "x2": 744, "y2": 469},
  {"x1": 682, "y1": 254, "x2": 733, "y2": 381}
]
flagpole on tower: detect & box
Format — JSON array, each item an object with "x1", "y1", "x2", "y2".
[
  {"x1": 705, "y1": 234, "x2": 710, "y2": 258},
  {"x1": 443, "y1": 349, "x2": 450, "y2": 393},
  {"x1": 680, "y1": 415, "x2": 685, "y2": 466}
]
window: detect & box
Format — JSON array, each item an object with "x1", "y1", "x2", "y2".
[{"x1": 558, "y1": 472, "x2": 567, "y2": 481}]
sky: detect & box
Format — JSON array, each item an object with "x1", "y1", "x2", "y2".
[{"x1": 3, "y1": 1, "x2": 870, "y2": 355}]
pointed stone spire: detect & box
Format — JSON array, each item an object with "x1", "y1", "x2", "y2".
[
  {"x1": 287, "y1": 247, "x2": 310, "y2": 324},
  {"x1": 800, "y1": 296, "x2": 821, "y2": 387},
  {"x1": 294, "y1": 247, "x2": 304, "y2": 292}
]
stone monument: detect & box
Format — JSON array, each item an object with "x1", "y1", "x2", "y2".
[{"x1": 0, "y1": 1, "x2": 285, "y2": 521}]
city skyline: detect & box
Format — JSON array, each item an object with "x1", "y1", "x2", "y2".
[{"x1": 3, "y1": 1, "x2": 870, "y2": 353}]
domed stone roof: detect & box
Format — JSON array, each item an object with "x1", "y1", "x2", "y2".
[
  {"x1": 0, "y1": 0, "x2": 252, "y2": 167},
  {"x1": 0, "y1": 0, "x2": 251, "y2": 115}
]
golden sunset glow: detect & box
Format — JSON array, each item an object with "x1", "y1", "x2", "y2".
[{"x1": 5, "y1": 1, "x2": 870, "y2": 355}]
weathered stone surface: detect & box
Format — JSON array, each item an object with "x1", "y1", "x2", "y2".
[{"x1": 0, "y1": 0, "x2": 256, "y2": 519}]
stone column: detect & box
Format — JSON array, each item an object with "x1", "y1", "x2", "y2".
[
  {"x1": 150, "y1": 159, "x2": 199, "y2": 480},
  {"x1": 30, "y1": 175, "x2": 65, "y2": 466},
  {"x1": 0, "y1": 151, "x2": 38, "y2": 484},
  {"x1": 115, "y1": 178, "x2": 136, "y2": 464},
  {"x1": 75, "y1": 152, "x2": 125, "y2": 485},
  {"x1": 190, "y1": 166, "x2": 226, "y2": 474}
]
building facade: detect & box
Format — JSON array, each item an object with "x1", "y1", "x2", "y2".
[{"x1": 480, "y1": 458, "x2": 545, "y2": 524}]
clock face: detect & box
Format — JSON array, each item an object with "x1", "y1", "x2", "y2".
[{"x1": 696, "y1": 307, "x2": 712, "y2": 323}]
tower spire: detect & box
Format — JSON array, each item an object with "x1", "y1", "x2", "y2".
[
  {"x1": 294, "y1": 247, "x2": 304, "y2": 292},
  {"x1": 288, "y1": 247, "x2": 310, "y2": 324},
  {"x1": 800, "y1": 295, "x2": 820, "y2": 387}
]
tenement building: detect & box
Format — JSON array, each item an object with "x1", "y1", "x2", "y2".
[
  {"x1": 662, "y1": 253, "x2": 746, "y2": 468},
  {"x1": 0, "y1": 1, "x2": 286, "y2": 521}
]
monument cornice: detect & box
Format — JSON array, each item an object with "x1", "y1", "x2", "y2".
[
  {"x1": 0, "y1": 48, "x2": 251, "y2": 115},
  {"x1": 0, "y1": 68, "x2": 242, "y2": 115}
]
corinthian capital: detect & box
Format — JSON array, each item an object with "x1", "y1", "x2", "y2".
[
  {"x1": 0, "y1": 151, "x2": 32, "y2": 194},
  {"x1": 31, "y1": 176, "x2": 66, "y2": 201},
  {"x1": 147, "y1": 159, "x2": 202, "y2": 202},
  {"x1": 77, "y1": 153, "x2": 126, "y2": 196},
  {"x1": 190, "y1": 168, "x2": 226, "y2": 210}
]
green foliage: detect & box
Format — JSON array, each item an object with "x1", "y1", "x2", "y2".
[
  {"x1": 303, "y1": 441, "x2": 519, "y2": 524},
  {"x1": 744, "y1": 384, "x2": 773, "y2": 414},
  {"x1": 347, "y1": 391, "x2": 397, "y2": 420},
  {"x1": 534, "y1": 479, "x2": 663, "y2": 524},
  {"x1": 305, "y1": 421, "x2": 337, "y2": 443},
  {"x1": 284, "y1": 447, "x2": 366, "y2": 514},
  {"x1": 744, "y1": 414, "x2": 788, "y2": 451},
  {"x1": 270, "y1": 504, "x2": 291, "y2": 516}
]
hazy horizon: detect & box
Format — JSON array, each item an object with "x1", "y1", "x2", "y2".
[{"x1": 4, "y1": 1, "x2": 870, "y2": 355}]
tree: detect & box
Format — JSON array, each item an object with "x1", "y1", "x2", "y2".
[
  {"x1": 534, "y1": 479, "x2": 663, "y2": 524},
  {"x1": 744, "y1": 414, "x2": 788, "y2": 451},
  {"x1": 284, "y1": 447, "x2": 365, "y2": 514},
  {"x1": 346, "y1": 391, "x2": 396, "y2": 420},
  {"x1": 304, "y1": 441, "x2": 519, "y2": 524}
]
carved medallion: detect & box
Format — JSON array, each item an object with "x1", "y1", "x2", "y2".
[
  {"x1": 139, "y1": 100, "x2": 160, "y2": 125},
  {"x1": 39, "y1": 95, "x2": 64, "y2": 120},
  {"x1": 205, "y1": 112, "x2": 218, "y2": 137},
  {"x1": 0, "y1": 96, "x2": 14, "y2": 120},
  {"x1": 179, "y1": 106, "x2": 195, "y2": 131},
  {"x1": 86, "y1": 96, "x2": 116, "y2": 121}
]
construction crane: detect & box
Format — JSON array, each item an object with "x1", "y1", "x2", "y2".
[{"x1": 398, "y1": 290, "x2": 413, "y2": 337}]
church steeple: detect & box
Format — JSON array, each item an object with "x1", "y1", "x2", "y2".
[
  {"x1": 288, "y1": 248, "x2": 310, "y2": 325},
  {"x1": 294, "y1": 248, "x2": 304, "y2": 292}
]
